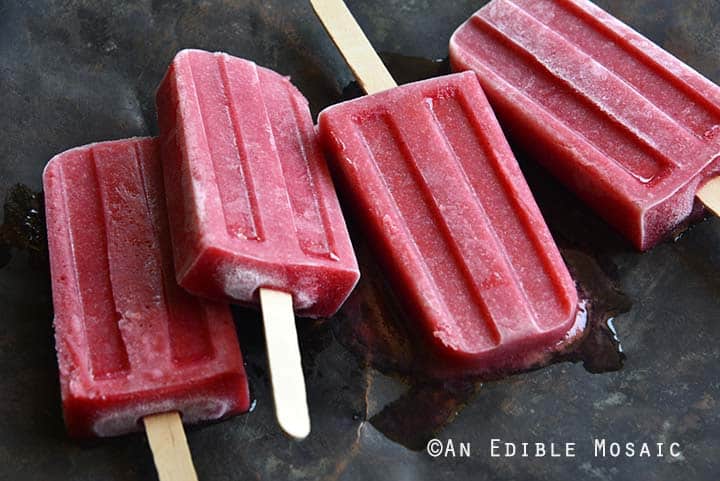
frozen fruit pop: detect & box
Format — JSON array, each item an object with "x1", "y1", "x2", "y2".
[
  {"x1": 44, "y1": 138, "x2": 249, "y2": 476},
  {"x1": 450, "y1": 0, "x2": 720, "y2": 251},
  {"x1": 312, "y1": 0, "x2": 582, "y2": 374},
  {"x1": 156, "y1": 49, "x2": 359, "y2": 318},
  {"x1": 157, "y1": 49, "x2": 360, "y2": 438}
]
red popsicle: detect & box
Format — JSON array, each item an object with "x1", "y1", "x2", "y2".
[
  {"x1": 44, "y1": 138, "x2": 249, "y2": 476},
  {"x1": 450, "y1": 0, "x2": 720, "y2": 250},
  {"x1": 312, "y1": 0, "x2": 583, "y2": 376},
  {"x1": 157, "y1": 49, "x2": 359, "y2": 318},
  {"x1": 157, "y1": 49, "x2": 360, "y2": 438}
]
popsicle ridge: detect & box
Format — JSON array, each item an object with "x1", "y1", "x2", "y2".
[
  {"x1": 66, "y1": 148, "x2": 131, "y2": 378},
  {"x1": 524, "y1": 0, "x2": 720, "y2": 137},
  {"x1": 261, "y1": 67, "x2": 339, "y2": 260},
  {"x1": 45, "y1": 138, "x2": 250, "y2": 437},
  {"x1": 319, "y1": 72, "x2": 579, "y2": 363},
  {"x1": 450, "y1": 0, "x2": 720, "y2": 249},
  {"x1": 187, "y1": 53, "x2": 263, "y2": 241},
  {"x1": 133, "y1": 142, "x2": 215, "y2": 366},
  {"x1": 468, "y1": 8, "x2": 687, "y2": 183},
  {"x1": 505, "y1": 0, "x2": 716, "y2": 148},
  {"x1": 354, "y1": 110, "x2": 503, "y2": 351},
  {"x1": 428, "y1": 89, "x2": 573, "y2": 333},
  {"x1": 157, "y1": 49, "x2": 360, "y2": 317},
  {"x1": 95, "y1": 145, "x2": 172, "y2": 372}
]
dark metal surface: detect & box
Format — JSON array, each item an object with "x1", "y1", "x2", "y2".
[{"x1": 1, "y1": 1, "x2": 719, "y2": 480}]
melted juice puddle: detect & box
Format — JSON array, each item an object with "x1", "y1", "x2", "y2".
[
  {"x1": 0, "y1": 184, "x2": 47, "y2": 269},
  {"x1": 333, "y1": 238, "x2": 631, "y2": 449}
]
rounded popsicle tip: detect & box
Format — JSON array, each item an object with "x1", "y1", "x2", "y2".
[{"x1": 278, "y1": 409, "x2": 311, "y2": 440}]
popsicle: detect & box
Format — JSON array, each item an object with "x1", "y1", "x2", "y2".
[
  {"x1": 450, "y1": 0, "x2": 720, "y2": 251},
  {"x1": 156, "y1": 49, "x2": 360, "y2": 438},
  {"x1": 44, "y1": 138, "x2": 250, "y2": 479},
  {"x1": 311, "y1": 0, "x2": 583, "y2": 375}
]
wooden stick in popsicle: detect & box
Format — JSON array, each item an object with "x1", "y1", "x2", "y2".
[
  {"x1": 143, "y1": 412, "x2": 199, "y2": 481},
  {"x1": 697, "y1": 178, "x2": 720, "y2": 217},
  {"x1": 310, "y1": 0, "x2": 396, "y2": 95},
  {"x1": 260, "y1": 288, "x2": 311, "y2": 439}
]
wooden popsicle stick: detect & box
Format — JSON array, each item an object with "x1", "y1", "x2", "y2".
[
  {"x1": 310, "y1": 0, "x2": 397, "y2": 95},
  {"x1": 143, "y1": 412, "x2": 198, "y2": 481},
  {"x1": 697, "y1": 177, "x2": 720, "y2": 217},
  {"x1": 259, "y1": 288, "x2": 311, "y2": 440}
]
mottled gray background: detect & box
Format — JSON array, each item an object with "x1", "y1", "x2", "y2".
[{"x1": 1, "y1": 1, "x2": 719, "y2": 480}]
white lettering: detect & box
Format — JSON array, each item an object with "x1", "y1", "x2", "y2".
[
  {"x1": 445, "y1": 439, "x2": 456, "y2": 457},
  {"x1": 594, "y1": 438, "x2": 606, "y2": 457},
  {"x1": 593, "y1": 439, "x2": 682, "y2": 458},
  {"x1": 670, "y1": 443, "x2": 681, "y2": 457},
  {"x1": 656, "y1": 443, "x2": 664, "y2": 457},
  {"x1": 625, "y1": 442, "x2": 635, "y2": 457},
  {"x1": 504, "y1": 442, "x2": 516, "y2": 457},
  {"x1": 566, "y1": 443, "x2": 576, "y2": 458},
  {"x1": 490, "y1": 439, "x2": 500, "y2": 457}
]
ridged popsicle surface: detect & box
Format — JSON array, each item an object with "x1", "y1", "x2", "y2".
[
  {"x1": 318, "y1": 73, "x2": 580, "y2": 372},
  {"x1": 450, "y1": 0, "x2": 720, "y2": 250},
  {"x1": 157, "y1": 50, "x2": 359, "y2": 317},
  {"x1": 44, "y1": 138, "x2": 250, "y2": 437}
]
